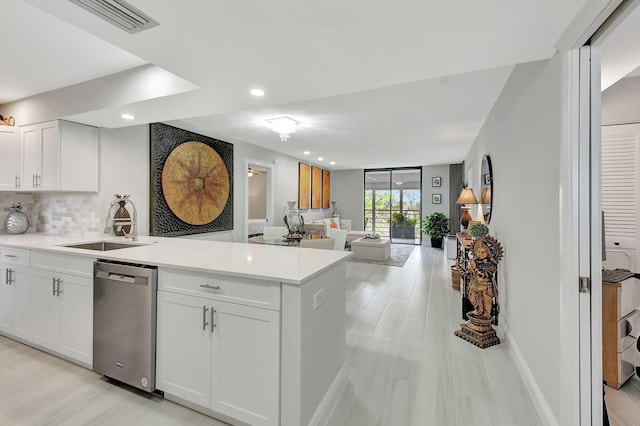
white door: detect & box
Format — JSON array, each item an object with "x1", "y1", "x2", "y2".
[
  {"x1": 0, "y1": 128, "x2": 21, "y2": 190},
  {"x1": 577, "y1": 44, "x2": 604, "y2": 425},
  {"x1": 156, "y1": 291, "x2": 212, "y2": 407},
  {"x1": 30, "y1": 269, "x2": 60, "y2": 352},
  {"x1": 58, "y1": 273, "x2": 93, "y2": 365},
  {"x1": 210, "y1": 300, "x2": 280, "y2": 426}
]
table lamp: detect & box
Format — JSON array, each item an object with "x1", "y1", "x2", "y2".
[{"x1": 456, "y1": 187, "x2": 478, "y2": 230}]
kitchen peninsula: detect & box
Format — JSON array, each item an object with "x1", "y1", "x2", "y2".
[{"x1": 0, "y1": 233, "x2": 350, "y2": 426}]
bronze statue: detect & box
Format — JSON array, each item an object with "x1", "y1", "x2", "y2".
[{"x1": 455, "y1": 235, "x2": 504, "y2": 348}]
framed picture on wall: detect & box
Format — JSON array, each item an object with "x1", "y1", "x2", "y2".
[
  {"x1": 311, "y1": 166, "x2": 322, "y2": 209},
  {"x1": 298, "y1": 163, "x2": 311, "y2": 209},
  {"x1": 432, "y1": 176, "x2": 441, "y2": 187},
  {"x1": 432, "y1": 193, "x2": 442, "y2": 204}
]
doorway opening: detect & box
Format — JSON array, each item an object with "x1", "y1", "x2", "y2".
[
  {"x1": 246, "y1": 162, "x2": 273, "y2": 240},
  {"x1": 364, "y1": 167, "x2": 422, "y2": 245}
]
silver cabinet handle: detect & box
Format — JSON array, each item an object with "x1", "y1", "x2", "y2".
[
  {"x1": 4, "y1": 269, "x2": 8, "y2": 285},
  {"x1": 4, "y1": 254, "x2": 17, "y2": 258},
  {"x1": 32, "y1": 174, "x2": 36, "y2": 188},
  {"x1": 15, "y1": 175, "x2": 19, "y2": 188},
  {"x1": 7, "y1": 269, "x2": 14, "y2": 285},
  {"x1": 56, "y1": 278, "x2": 63, "y2": 296},
  {"x1": 36, "y1": 174, "x2": 41, "y2": 188},
  {"x1": 211, "y1": 308, "x2": 216, "y2": 333},
  {"x1": 202, "y1": 305, "x2": 209, "y2": 331},
  {"x1": 200, "y1": 284, "x2": 221, "y2": 290},
  {"x1": 52, "y1": 277, "x2": 56, "y2": 295}
]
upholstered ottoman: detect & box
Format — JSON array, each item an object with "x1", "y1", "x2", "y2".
[{"x1": 351, "y1": 238, "x2": 391, "y2": 261}]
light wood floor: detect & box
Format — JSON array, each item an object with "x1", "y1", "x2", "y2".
[
  {"x1": 606, "y1": 376, "x2": 640, "y2": 426},
  {"x1": 0, "y1": 246, "x2": 541, "y2": 425}
]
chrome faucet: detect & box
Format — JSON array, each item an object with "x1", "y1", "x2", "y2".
[{"x1": 104, "y1": 195, "x2": 138, "y2": 241}]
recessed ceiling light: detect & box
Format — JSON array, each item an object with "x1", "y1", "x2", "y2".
[
  {"x1": 330, "y1": 161, "x2": 335, "y2": 165},
  {"x1": 303, "y1": 151, "x2": 310, "y2": 155},
  {"x1": 121, "y1": 113, "x2": 135, "y2": 120},
  {"x1": 250, "y1": 88, "x2": 265, "y2": 97},
  {"x1": 317, "y1": 157, "x2": 323, "y2": 161}
]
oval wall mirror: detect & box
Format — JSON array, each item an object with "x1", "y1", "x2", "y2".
[{"x1": 481, "y1": 155, "x2": 493, "y2": 224}]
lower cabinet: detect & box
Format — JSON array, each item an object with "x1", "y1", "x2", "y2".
[
  {"x1": 0, "y1": 264, "x2": 32, "y2": 339},
  {"x1": 156, "y1": 291, "x2": 280, "y2": 426},
  {"x1": 30, "y1": 269, "x2": 93, "y2": 365}
]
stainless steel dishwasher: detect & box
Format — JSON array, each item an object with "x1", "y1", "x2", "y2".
[{"x1": 93, "y1": 260, "x2": 158, "y2": 392}]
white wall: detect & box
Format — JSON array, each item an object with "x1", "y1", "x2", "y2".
[
  {"x1": 99, "y1": 126, "x2": 150, "y2": 238},
  {"x1": 602, "y1": 76, "x2": 640, "y2": 124},
  {"x1": 465, "y1": 53, "x2": 575, "y2": 425},
  {"x1": 331, "y1": 170, "x2": 364, "y2": 230}
]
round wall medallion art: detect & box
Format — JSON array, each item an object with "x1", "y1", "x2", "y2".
[{"x1": 161, "y1": 141, "x2": 230, "y2": 226}]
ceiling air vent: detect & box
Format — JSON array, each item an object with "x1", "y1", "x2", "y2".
[{"x1": 68, "y1": 0, "x2": 159, "y2": 34}]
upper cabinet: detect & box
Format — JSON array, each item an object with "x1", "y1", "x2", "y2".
[
  {"x1": 0, "y1": 127, "x2": 21, "y2": 191},
  {"x1": 19, "y1": 120, "x2": 99, "y2": 192}
]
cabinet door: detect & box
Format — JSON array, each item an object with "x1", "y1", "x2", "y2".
[
  {"x1": 156, "y1": 291, "x2": 212, "y2": 407},
  {"x1": 13, "y1": 267, "x2": 32, "y2": 340},
  {"x1": 22, "y1": 125, "x2": 42, "y2": 190},
  {"x1": 39, "y1": 122, "x2": 60, "y2": 190},
  {"x1": 30, "y1": 269, "x2": 60, "y2": 352},
  {"x1": 0, "y1": 265, "x2": 15, "y2": 334},
  {"x1": 211, "y1": 301, "x2": 280, "y2": 426},
  {"x1": 0, "y1": 128, "x2": 21, "y2": 190},
  {"x1": 59, "y1": 273, "x2": 93, "y2": 365}
]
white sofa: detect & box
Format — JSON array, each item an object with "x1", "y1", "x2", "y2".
[{"x1": 305, "y1": 218, "x2": 368, "y2": 244}]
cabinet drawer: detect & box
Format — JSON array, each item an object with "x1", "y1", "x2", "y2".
[
  {"x1": 31, "y1": 251, "x2": 95, "y2": 278},
  {"x1": 0, "y1": 247, "x2": 30, "y2": 266},
  {"x1": 158, "y1": 268, "x2": 280, "y2": 311},
  {"x1": 618, "y1": 311, "x2": 639, "y2": 352},
  {"x1": 619, "y1": 343, "x2": 639, "y2": 386},
  {"x1": 619, "y1": 278, "x2": 640, "y2": 318}
]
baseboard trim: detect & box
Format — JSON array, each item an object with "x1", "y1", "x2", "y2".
[
  {"x1": 308, "y1": 361, "x2": 348, "y2": 426},
  {"x1": 505, "y1": 327, "x2": 559, "y2": 426}
]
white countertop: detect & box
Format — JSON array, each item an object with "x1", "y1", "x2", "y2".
[{"x1": 0, "y1": 233, "x2": 351, "y2": 285}]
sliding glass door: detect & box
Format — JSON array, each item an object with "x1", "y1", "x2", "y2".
[{"x1": 364, "y1": 167, "x2": 422, "y2": 244}]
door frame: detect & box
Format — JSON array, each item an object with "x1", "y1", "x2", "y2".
[{"x1": 244, "y1": 159, "x2": 274, "y2": 243}]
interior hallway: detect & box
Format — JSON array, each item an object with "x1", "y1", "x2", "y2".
[{"x1": 0, "y1": 246, "x2": 540, "y2": 425}]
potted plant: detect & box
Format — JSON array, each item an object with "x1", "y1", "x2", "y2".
[
  {"x1": 422, "y1": 212, "x2": 449, "y2": 248},
  {"x1": 468, "y1": 223, "x2": 489, "y2": 238},
  {"x1": 390, "y1": 212, "x2": 417, "y2": 239}
]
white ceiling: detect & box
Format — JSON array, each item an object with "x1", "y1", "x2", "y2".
[{"x1": 0, "y1": 0, "x2": 601, "y2": 169}]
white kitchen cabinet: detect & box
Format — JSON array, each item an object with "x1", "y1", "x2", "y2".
[
  {"x1": 21, "y1": 120, "x2": 99, "y2": 192},
  {"x1": 0, "y1": 247, "x2": 31, "y2": 338},
  {"x1": 0, "y1": 127, "x2": 21, "y2": 190},
  {"x1": 157, "y1": 290, "x2": 280, "y2": 426},
  {"x1": 30, "y1": 269, "x2": 93, "y2": 365},
  {"x1": 0, "y1": 265, "x2": 30, "y2": 337}
]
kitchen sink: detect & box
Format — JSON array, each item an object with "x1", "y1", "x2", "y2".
[{"x1": 61, "y1": 241, "x2": 150, "y2": 251}]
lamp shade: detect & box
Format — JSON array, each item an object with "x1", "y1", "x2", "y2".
[
  {"x1": 480, "y1": 187, "x2": 491, "y2": 204},
  {"x1": 456, "y1": 188, "x2": 479, "y2": 205}
]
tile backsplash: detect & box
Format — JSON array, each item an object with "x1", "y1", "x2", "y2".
[{"x1": 0, "y1": 192, "x2": 100, "y2": 236}]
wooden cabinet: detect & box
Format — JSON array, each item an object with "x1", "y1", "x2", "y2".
[
  {"x1": 157, "y1": 269, "x2": 280, "y2": 426},
  {"x1": 0, "y1": 127, "x2": 21, "y2": 190},
  {"x1": 28, "y1": 252, "x2": 94, "y2": 366},
  {"x1": 20, "y1": 120, "x2": 99, "y2": 192},
  {"x1": 603, "y1": 279, "x2": 640, "y2": 389}
]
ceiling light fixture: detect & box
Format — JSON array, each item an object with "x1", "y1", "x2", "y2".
[
  {"x1": 330, "y1": 161, "x2": 335, "y2": 165},
  {"x1": 303, "y1": 151, "x2": 310, "y2": 155},
  {"x1": 250, "y1": 88, "x2": 265, "y2": 97},
  {"x1": 317, "y1": 157, "x2": 323, "y2": 161},
  {"x1": 266, "y1": 116, "x2": 300, "y2": 142},
  {"x1": 121, "y1": 113, "x2": 135, "y2": 120}
]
